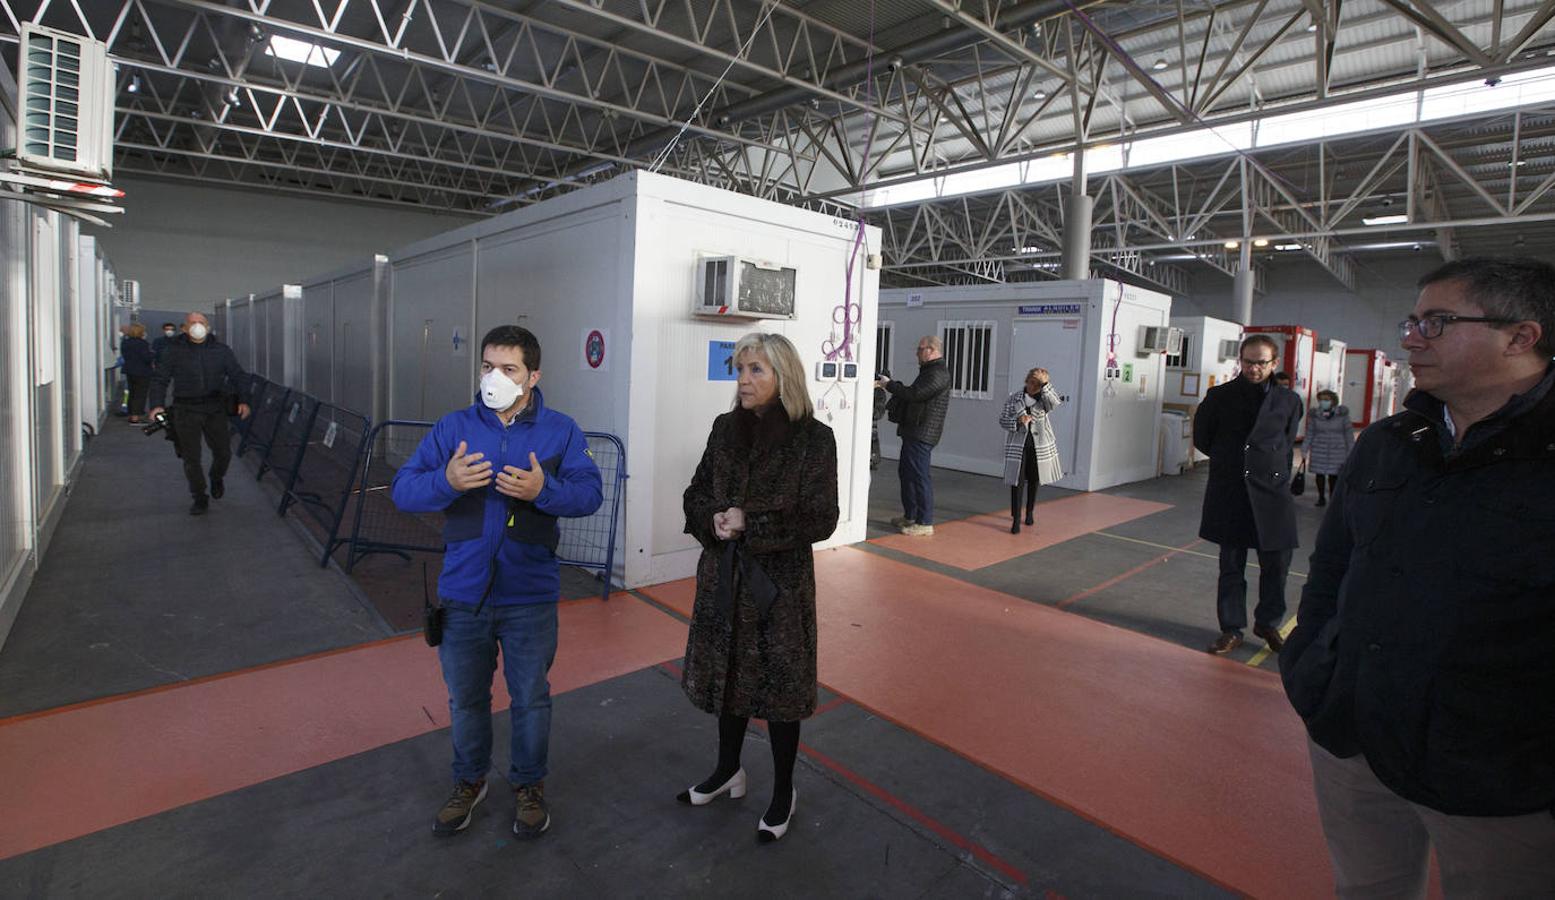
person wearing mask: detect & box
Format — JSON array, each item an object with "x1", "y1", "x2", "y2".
[
  {"x1": 1282, "y1": 256, "x2": 1555, "y2": 895},
  {"x1": 876, "y1": 336, "x2": 950, "y2": 536},
  {"x1": 120, "y1": 323, "x2": 156, "y2": 424},
  {"x1": 1302, "y1": 389, "x2": 1354, "y2": 507},
  {"x1": 149, "y1": 313, "x2": 251, "y2": 515},
  {"x1": 998, "y1": 367, "x2": 1063, "y2": 534},
  {"x1": 392, "y1": 325, "x2": 602, "y2": 841},
  {"x1": 1193, "y1": 335, "x2": 1304, "y2": 655},
  {"x1": 678, "y1": 332, "x2": 838, "y2": 844},
  {"x1": 150, "y1": 322, "x2": 178, "y2": 367}
]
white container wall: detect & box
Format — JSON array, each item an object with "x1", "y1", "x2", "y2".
[
  {"x1": 1165, "y1": 315, "x2": 1243, "y2": 464},
  {"x1": 1312, "y1": 339, "x2": 1348, "y2": 401},
  {"x1": 288, "y1": 171, "x2": 881, "y2": 588},
  {"x1": 0, "y1": 50, "x2": 119, "y2": 651},
  {"x1": 1343, "y1": 348, "x2": 1395, "y2": 428},
  {"x1": 300, "y1": 256, "x2": 389, "y2": 420},
  {"x1": 879, "y1": 280, "x2": 1173, "y2": 492}
]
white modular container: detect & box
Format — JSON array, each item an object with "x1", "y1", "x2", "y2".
[
  {"x1": 249, "y1": 284, "x2": 305, "y2": 389},
  {"x1": 368, "y1": 170, "x2": 878, "y2": 588},
  {"x1": 1312, "y1": 338, "x2": 1348, "y2": 401},
  {"x1": 300, "y1": 256, "x2": 389, "y2": 421},
  {"x1": 1166, "y1": 315, "x2": 1243, "y2": 464},
  {"x1": 1343, "y1": 348, "x2": 1396, "y2": 428},
  {"x1": 227, "y1": 294, "x2": 256, "y2": 373},
  {"x1": 878, "y1": 280, "x2": 1173, "y2": 492}
]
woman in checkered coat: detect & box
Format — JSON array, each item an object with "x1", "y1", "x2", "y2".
[{"x1": 999, "y1": 367, "x2": 1064, "y2": 533}]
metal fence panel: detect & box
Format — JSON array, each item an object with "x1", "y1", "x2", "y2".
[
  {"x1": 257, "y1": 391, "x2": 320, "y2": 489},
  {"x1": 557, "y1": 432, "x2": 628, "y2": 601},
  {"x1": 282, "y1": 402, "x2": 369, "y2": 565},
  {"x1": 345, "y1": 420, "x2": 443, "y2": 571},
  {"x1": 238, "y1": 381, "x2": 288, "y2": 460}
]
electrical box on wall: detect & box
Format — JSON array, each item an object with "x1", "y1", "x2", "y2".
[
  {"x1": 815, "y1": 360, "x2": 839, "y2": 381},
  {"x1": 693, "y1": 255, "x2": 799, "y2": 320},
  {"x1": 839, "y1": 361, "x2": 859, "y2": 382},
  {"x1": 16, "y1": 24, "x2": 115, "y2": 180}
]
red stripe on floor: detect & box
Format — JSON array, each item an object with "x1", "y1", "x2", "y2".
[
  {"x1": 869, "y1": 493, "x2": 1172, "y2": 570},
  {"x1": 0, "y1": 597, "x2": 688, "y2": 861},
  {"x1": 1055, "y1": 538, "x2": 1206, "y2": 609}
]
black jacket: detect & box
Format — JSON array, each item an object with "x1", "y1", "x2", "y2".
[
  {"x1": 887, "y1": 358, "x2": 951, "y2": 446},
  {"x1": 1281, "y1": 369, "x2": 1555, "y2": 816},
  {"x1": 149, "y1": 334, "x2": 248, "y2": 409},
  {"x1": 1193, "y1": 377, "x2": 1302, "y2": 550},
  {"x1": 121, "y1": 336, "x2": 155, "y2": 378}
]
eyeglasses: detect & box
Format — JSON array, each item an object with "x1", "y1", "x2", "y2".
[
  {"x1": 1239, "y1": 357, "x2": 1276, "y2": 367},
  {"x1": 1399, "y1": 313, "x2": 1520, "y2": 341}
]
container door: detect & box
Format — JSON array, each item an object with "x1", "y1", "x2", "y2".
[{"x1": 1008, "y1": 317, "x2": 1082, "y2": 474}]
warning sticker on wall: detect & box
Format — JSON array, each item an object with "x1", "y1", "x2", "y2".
[{"x1": 581, "y1": 328, "x2": 609, "y2": 371}]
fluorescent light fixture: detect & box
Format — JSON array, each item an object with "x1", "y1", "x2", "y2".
[
  {"x1": 1275, "y1": 243, "x2": 1302, "y2": 251},
  {"x1": 126, "y1": 74, "x2": 140, "y2": 94},
  {"x1": 1362, "y1": 214, "x2": 1409, "y2": 226},
  {"x1": 1152, "y1": 58, "x2": 1168, "y2": 71},
  {"x1": 266, "y1": 35, "x2": 340, "y2": 68},
  {"x1": 1033, "y1": 89, "x2": 1047, "y2": 100},
  {"x1": 1014, "y1": 245, "x2": 1042, "y2": 253}
]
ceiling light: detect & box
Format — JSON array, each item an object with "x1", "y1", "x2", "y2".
[
  {"x1": 1224, "y1": 240, "x2": 1240, "y2": 249},
  {"x1": 1152, "y1": 58, "x2": 1168, "y2": 71},
  {"x1": 1306, "y1": 22, "x2": 1319, "y2": 33},
  {"x1": 266, "y1": 35, "x2": 340, "y2": 68},
  {"x1": 1253, "y1": 238, "x2": 1270, "y2": 247},
  {"x1": 1363, "y1": 214, "x2": 1409, "y2": 226},
  {"x1": 1033, "y1": 89, "x2": 1047, "y2": 100},
  {"x1": 1275, "y1": 243, "x2": 1302, "y2": 251},
  {"x1": 126, "y1": 74, "x2": 141, "y2": 94}
]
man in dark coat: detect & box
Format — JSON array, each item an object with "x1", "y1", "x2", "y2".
[
  {"x1": 1280, "y1": 257, "x2": 1555, "y2": 895},
  {"x1": 877, "y1": 336, "x2": 951, "y2": 536},
  {"x1": 149, "y1": 312, "x2": 251, "y2": 515},
  {"x1": 1193, "y1": 334, "x2": 1302, "y2": 654}
]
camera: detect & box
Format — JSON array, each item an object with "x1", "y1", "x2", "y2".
[{"x1": 141, "y1": 410, "x2": 170, "y2": 436}]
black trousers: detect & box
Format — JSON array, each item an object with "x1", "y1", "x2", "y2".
[
  {"x1": 1216, "y1": 545, "x2": 1291, "y2": 633},
  {"x1": 126, "y1": 376, "x2": 150, "y2": 417},
  {"x1": 172, "y1": 398, "x2": 232, "y2": 498}
]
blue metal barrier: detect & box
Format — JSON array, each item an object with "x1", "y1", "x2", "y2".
[
  {"x1": 281, "y1": 402, "x2": 371, "y2": 566},
  {"x1": 558, "y1": 431, "x2": 628, "y2": 601}
]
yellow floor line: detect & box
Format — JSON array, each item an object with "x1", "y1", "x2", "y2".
[{"x1": 1245, "y1": 616, "x2": 1300, "y2": 668}]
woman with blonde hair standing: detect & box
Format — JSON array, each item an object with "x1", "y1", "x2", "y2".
[
  {"x1": 998, "y1": 367, "x2": 1063, "y2": 533},
  {"x1": 121, "y1": 322, "x2": 156, "y2": 424},
  {"x1": 678, "y1": 331, "x2": 838, "y2": 843},
  {"x1": 1303, "y1": 388, "x2": 1354, "y2": 506}
]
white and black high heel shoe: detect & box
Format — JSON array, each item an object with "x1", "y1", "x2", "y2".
[
  {"x1": 757, "y1": 789, "x2": 797, "y2": 843},
  {"x1": 676, "y1": 768, "x2": 746, "y2": 806}
]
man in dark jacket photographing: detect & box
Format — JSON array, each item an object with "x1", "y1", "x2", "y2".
[
  {"x1": 877, "y1": 336, "x2": 950, "y2": 536},
  {"x1": 149, "y1": 312, "x2": 250, "y2": 515},
  {"x1": 1281, "y1": 257, "x2": 1555, "y2": 895}
]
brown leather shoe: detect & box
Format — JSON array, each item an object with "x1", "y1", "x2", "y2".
[
  {"x1": 1206, "y1": 632, "x2": 1243, "y2": 654},
  {"x1": 1253, "y1": 623, "x2": 1285, "y2": 653}
]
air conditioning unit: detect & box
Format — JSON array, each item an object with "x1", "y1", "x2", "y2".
[
  {"x1": 16, "y1": 24, "x2": 115, "y2": 180},
  {"x1": 1165, "y1": 326, "x2": 1184, "y2": 356},
  {"x1": 1218, "y1": 338, "x2": 1241, "y2": 361},
  {"x1": 119, "y1": 278, "x2": 140, "y2": 306},
  {"x1": 1137, "y1": 324, "x2": 1172, "y2": 354},
  {"x1": 693, "y1": 256, "x2": 798, "y2": 320}
]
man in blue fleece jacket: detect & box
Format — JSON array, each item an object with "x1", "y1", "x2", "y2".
[{"x1": 392, "y1": 325, "x2": 602, "y2": 840}]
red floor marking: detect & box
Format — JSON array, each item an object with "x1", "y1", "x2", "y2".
[
  {"x1": 1055, "y1": 538, "x2": 1206, "y2": 610},
  {"x1": 0, "y1": 596, "x2": 689, "y2": 861},
  {"x1": 798, "y1": 740, "x2": 1029, "y2": 887},
  {"x1": 869, "y1": 493, "x2": 1172, "y2": 570}
]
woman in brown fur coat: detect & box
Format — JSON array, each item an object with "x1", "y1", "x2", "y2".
[{"x1": 677, "y1": 331, "x2": 839, "y2": 843}]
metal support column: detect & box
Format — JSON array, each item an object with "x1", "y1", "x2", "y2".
[
  {"x1": 1062, "y1": 145, "x2": 1093, "y2": 280},
  {"x1": 1232, "y1": 242, "x2": 1255, "y2": 325}
]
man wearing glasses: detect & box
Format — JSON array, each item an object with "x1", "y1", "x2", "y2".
[
  {"x1": 1282, "y1": 257, "x2": 1555, "y2": 895},
  {"x1": 1193, "y1": 334, "x2": 1303, "y2": 655}
]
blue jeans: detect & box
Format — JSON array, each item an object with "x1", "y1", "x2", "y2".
[
  {"x1": 898, "y1": 438, "x2": 935, "y2": 525},
  {"x1": 438, "y1": 600, "x2": 558, "y2": 785}
]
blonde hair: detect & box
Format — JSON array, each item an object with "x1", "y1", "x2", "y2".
[
  {"x1": 126, "y1": 322, "x2": 146, "y2": 339},
  {"x1": 731, "y1": 332, "x2": 813, "y2": 422}
]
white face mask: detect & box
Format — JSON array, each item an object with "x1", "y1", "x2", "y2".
[
  {"x1": 188, "y1": 323, "x2": 209, "y2": 341},
  {"x1": 480, "y1": 369, "x2": 524, "y2": 410},
  {"x1": 163, "y1": 330, "x2": 175, "y2": 338}
]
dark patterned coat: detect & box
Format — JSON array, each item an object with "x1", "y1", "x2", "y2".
[{"x1": 681, "y1": 408, "x2": 839, "y2": 721}]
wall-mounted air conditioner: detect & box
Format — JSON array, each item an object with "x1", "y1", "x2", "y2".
[
  {"x1": 118, "y1": 278, "x2": 140, "y2": 306},
  {"x1": 15, "y1": 24, "x2": 115, "y2": 180},
  {"x1": 693, "y1": 255, "x2": 799, "y2": 320},
  {"x1": 1218, "y1": 338, "x2": 1241, "y2": 361},
  {"x1": 1137, "y1": 324, "x2": 1174, "y2": 354}
]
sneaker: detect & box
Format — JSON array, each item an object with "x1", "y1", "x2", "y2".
[
  {"x1": 889, "y1": 515, "x2": 915, "y2": 529},
  {"x1": 210, "y1": 476, "x2": 225, "y2": 499},
  {"x1": 901, "y1": 523, "x2": 934, "y2": 536},
  {"x1": 513, "y1": 782, "x2": 551, "y2": 839},
  {"x1": 432, "y1": 779, "x2": 487, "y2": 836},
  {"x1": 189, "y1": 496, "x2": 209, "y2": 516}
]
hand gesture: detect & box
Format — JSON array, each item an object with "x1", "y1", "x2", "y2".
[
  {"x1": 496, "y1": 451, "x2": 546, "y2": 502},
  {"x1": 1017, "y1": 413, "x2": 1034, "y2": 427},
  {"x1": 149, "y1": 406, "x2": 164, "y2": 420},
  {"x1": 444, "y1": 440, "x2": 493, "y2": 492},
  {"x1": 874, "y1": 376, "x2": 889, "y2": 389},
  {"x1": 237, "y1": 403, "x2": 251, "y2": 420},
  {"x1": 713, "y1": 507, "x2": 746, "y2": 541}
]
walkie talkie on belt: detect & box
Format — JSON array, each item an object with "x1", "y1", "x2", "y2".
[{"x1": 422, "y1": 561, "x2": 444, "y2": 647}]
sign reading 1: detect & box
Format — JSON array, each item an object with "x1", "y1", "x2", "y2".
[{"x1": 707, "y1": 340, "x2": 738, "y2": 381}]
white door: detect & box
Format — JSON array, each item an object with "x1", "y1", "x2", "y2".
[{"x1": 1008, "y1": 318, "x2": 1082, "y2": 474}]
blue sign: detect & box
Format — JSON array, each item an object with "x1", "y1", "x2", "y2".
[
  {"x1": 707, "y1": 340, "x2": 738, "y2": 381},
  {"x1": 1017, "y1": 303, "x2": 1083, "y2": 316}
]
